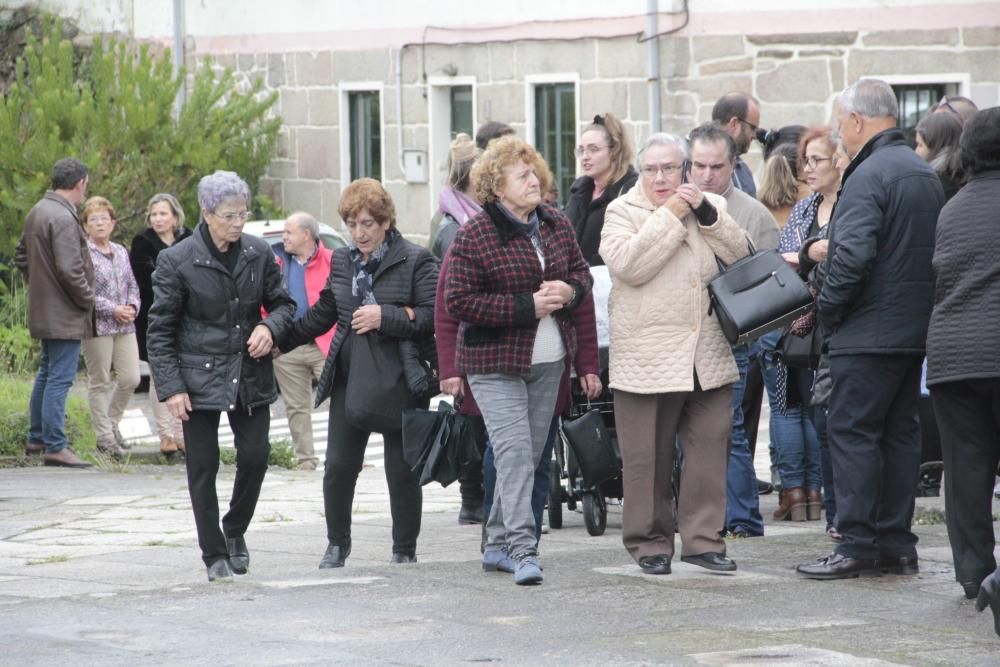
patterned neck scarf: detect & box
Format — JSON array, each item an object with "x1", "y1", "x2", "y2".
[
  {"x1": 349, "y1": 227, "x2": 398, "y2": 306},
  {"x1": 496, "y1": 201, "x2": 543, "y2": 258}
]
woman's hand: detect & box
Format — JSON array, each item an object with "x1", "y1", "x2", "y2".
[
  {"x1": 675, "y1": 183, "x2": 705, "y2": 210},
  {"x1": 166, "y1": 392, "x2": 192, "y2": 421},
  {"x1": 533, "y1": 289, "x2": 564, "y2": 319},
  {"x1": 246, "y1": 324, "x2": 274, "y2": 358},
  {"x1": 580, "y1": 373, "x2": 602, "y2": 400},
  {"x1": 351, "y1": 304, "x2": 382, "y2": 334},
  {"x1": 440, "y1": 377, "x2": 464, "y2": 399},
  {"x1": 664, "y1": 194, "x2": 691, "y2": 220},
  {"x1": 782, "y1": 252, "x2": 800, "y2": 269},
  {"x1": 113, "y1": 305, "x2": 136, "y2": 324},
  {"x1": 807, "y1": 239, "x2": 829, "y2": 263},
  {"x1": 540, "y1": 280, "x2": 574, "y2": 305}
]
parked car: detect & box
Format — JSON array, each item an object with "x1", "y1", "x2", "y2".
[{"x1": 243, "y1": 219, "x2": 348, "y2": 251}]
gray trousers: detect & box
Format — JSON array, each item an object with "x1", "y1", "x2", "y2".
[{"x1": 469, "y1": 360, "x2": 563, "y2": 560}]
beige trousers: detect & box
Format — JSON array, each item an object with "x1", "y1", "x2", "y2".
[
  {"x1": 273, "y1": 342, "x2": 326, "y2": 466},
  {"x1": 148, "y1": 375, "x2": 184, "y2": 442},
  {"x1": 81, "y1": 333, "x2": 141, "y2": 446},
  {"x1": 614, "y1": 385, "x2": 734, "y2": 562}
]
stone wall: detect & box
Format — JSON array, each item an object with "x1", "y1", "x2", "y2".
[{"x1": 195, "y1": 26, "x2": 1000, "y2": 240}]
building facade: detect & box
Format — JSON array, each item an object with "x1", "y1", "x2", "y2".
[{"x1": 16, "y1": 0, "x2": 1000, "y2": 240}]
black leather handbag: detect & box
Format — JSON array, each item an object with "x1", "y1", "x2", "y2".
[
  {"x1": 561, "y1": 409, "x2": 618, "y2": 489},
  {"x1": 708, "y1": 245, "x2": 814, "y2": 346},
  {"x1": 778, "y1": 327, "x2": 823, "y2": 369}
]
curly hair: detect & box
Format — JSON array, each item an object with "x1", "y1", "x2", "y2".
[
  {"x1": 338, "y1": 178, "x2": 396, "y2": 227},
  {"x1": 82, "y1": 196, "x2": 116, "y2": 222},
  {"x1": 471, "y1": 135, "x2": 553, "y2": 206}
]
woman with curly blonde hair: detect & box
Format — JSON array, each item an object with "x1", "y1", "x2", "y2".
[{"x1": 446, "y1": 136, "x2": 593, "y2": 585}]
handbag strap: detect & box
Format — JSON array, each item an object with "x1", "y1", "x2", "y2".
[{"x1": 713, "y1": 233, "x2": 758, "y2": 271}]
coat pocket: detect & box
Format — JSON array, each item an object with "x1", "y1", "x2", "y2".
[{"x1": 178, "y1": 352, "x2": 218, "y2": 399}]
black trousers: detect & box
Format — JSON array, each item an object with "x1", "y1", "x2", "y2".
[
  {"x1": 932, "y1": 378, "x2": 1000, "y2": 586},
  {"x1": 828, "y1": 354, "x2": 922, "y2": 560},
  {"x1": 325, "y1": 372, "x2": 422, "y2": 555},
  {"x1": 183, "y1": 406, "x2": 270, "y2": 567},
  {"x1": 458, "y1": 415, "x2": 487, "y2": 505},
  {"x1": 743, "y1": 354, "x2": 764, "y2": 459}
]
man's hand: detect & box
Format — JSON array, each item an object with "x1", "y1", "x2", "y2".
[
  {"x1": 808, "y1": 239, "x2": 829, "y2": 263},
  {"x1": 580, "y1": 373, "x2": 602, "y2": 400},
  {"x1": 351, "y1": 304, "x2": 382, "y2": 334},
  {"x1": 533, "y1": 290, "x2": 564, "y2": 319},
  {"x1": 166, "y1": 392, "x2": 192, "y2": 421},
  {"x1": 440, "y1": 377, "x2": 464, "y2": 399},
  {"x1": 246, "y1": 324, "x2": 274, "y2": 358}
]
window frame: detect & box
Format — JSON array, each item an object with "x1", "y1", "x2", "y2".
[
  {"x1": 878, "y1": 74, "x2": 970, "y2": 145},
  {"x1": 525, "y1": 73, "x2": 580, "y2": 209},
  {"x1": 339, "y1": 82, "x2": 385, "y2": 185},
  {"x1": 427, "y1": 75, "x2": 478, "y2": 219}
]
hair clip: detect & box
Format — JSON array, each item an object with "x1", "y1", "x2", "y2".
[{"x1": 593, "y1": 114, "x2": 605, "y2": 126}]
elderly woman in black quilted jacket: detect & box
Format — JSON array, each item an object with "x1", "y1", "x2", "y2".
[
  {"x1": 148, "y1": 170, "x2": 295, "y2": 582},
  {"x1": 280, "y1": 178, "x2": 439, "y2": 569}
]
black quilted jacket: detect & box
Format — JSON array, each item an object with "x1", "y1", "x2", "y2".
[{"x1": 147, "y1": 224, "x2": 295, "y2": 411}]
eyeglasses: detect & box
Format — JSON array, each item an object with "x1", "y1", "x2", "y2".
[
  {"x1": 344, "y1": 218, "x2": 380, "y2": 231},
  {"x1": 936, "y1": 96, "x2": 959, "y2": 116},
  {"x1": 640, "y1": 163, "x2": 683, "y2": 177},
  {"x1": 574, "y1": 144, "x2": 608, "y2": 158},
  {"x1": 738, "y1": 118, "x2": 759, "y2": 133},
  {"x1": 212, "y1": 210, "x2": 250, "y2": 223},
  {"x1": 801, "y1": 156, "x2": 833, "y2": 169}
]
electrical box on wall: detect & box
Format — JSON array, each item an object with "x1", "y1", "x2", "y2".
[{"x1": 402, "y1": 150, "x2": 428, "y2": 183}]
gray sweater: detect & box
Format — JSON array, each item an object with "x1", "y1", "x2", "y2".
[{"x1": 723, "y1": 186, "x2": 780, "y2": 251}]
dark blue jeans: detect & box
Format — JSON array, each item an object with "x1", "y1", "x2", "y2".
[
  {"x1": 758, "y1": 330, "x2": 822, "y2": 490},
  {"x1": 29, "y1": 339, "x2": 81, "y2": 453},
  {"x1": 483, "y1": 414, "x2": 557, "y2": 542},
  {"x1": 813, "y1": 404, "x2": 837, "y2": 528},
  {"x1": 725, "y1": 344, "x2": 764, "y2": 535}
]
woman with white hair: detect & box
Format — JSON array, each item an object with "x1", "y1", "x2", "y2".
[
  {"x1": 600, "y1": 133, "x2": 750, "y2": 576},
  {"x1": 148, "y1": 170, "x2": 295, "y2": 582}
]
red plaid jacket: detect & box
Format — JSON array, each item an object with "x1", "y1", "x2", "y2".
[{"x1": 446, "y1": 202, "x2": 593, "y2": 376}]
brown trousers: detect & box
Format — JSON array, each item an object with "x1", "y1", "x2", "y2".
[{"x1": 615, "y1": 385, "x2": 733, "y2": 561}]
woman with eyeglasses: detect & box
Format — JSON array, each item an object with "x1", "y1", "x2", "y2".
[
  {"x1": 147, "y1": 170, "x2": 296, "y2": 582},
  {"x1": 280, "y1": 178, "x2": 439, "y2": 570},
  {"x1": 565, "y1": 112, "x2": 638, "y2": 266},
  {"x1": 600, "y1": 133, "x2": 749, "y2": 576},
  {"x1": 80, "y1": 196, "x2": 141, "y2": 459},
  {"x1": 130, "y1": 193, "x2": 192, "y2": 456}
]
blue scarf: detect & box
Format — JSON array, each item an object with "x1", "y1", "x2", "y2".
[{"x1": 349, "y1": 227, "x2": 398, "y2": 306}]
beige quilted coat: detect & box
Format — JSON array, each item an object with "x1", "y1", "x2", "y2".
[{"x1": 599, "y1": 184, "x2": 750, "y2": 394}]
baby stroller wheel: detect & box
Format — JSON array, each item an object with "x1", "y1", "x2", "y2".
[
  {"x1": 583, "y1": 492, "x2": 607, "y2": 536},
  {"x1": 548, "y1": 459, "x2": 563, "y2": 529}
]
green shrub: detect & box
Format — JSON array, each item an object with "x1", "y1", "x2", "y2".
[
  {"x1": 219, "y1": 438, "x2": 295, "y2": 470},
  {"x1": 0, "y1": 376, "x2": 95, "y2": 458},
  {"x1": 0, "y1": 15, "x2": 281, "y2": 260}
]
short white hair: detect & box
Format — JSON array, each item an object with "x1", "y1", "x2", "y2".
[
  {"x1": 839, "y1": 79, "x2": 898, "y2": 119},
  {"x1": 637, "y1": 133, "x2": 689, "y2": 165}
]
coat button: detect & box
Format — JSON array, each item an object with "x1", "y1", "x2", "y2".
[
  {"x1": 205, "y1": 362, "x2": 210, "y2": 368},
  {"x1": 234, "y1": 297, "x2": 239, "y2": 302},
  {"x1": 232, "y1": 378, "x2": 238, "y2": 383},
  {"x1": 235, "y1": 324, "x2": 240, "y2": 329},
  {"x1": 229, "y1": 404, "x2": 235, "y2": 409}
]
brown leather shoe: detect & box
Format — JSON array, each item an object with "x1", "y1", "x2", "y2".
[
  {"x1": 25, "y1": 441, "x2": 46, "y2": 455},
  {"x1": 806, "y1": 488, "x2": 823, "y2": 521},
  {"x1": 160, "y1": 436, "x2": 178, "y2": 455},
  {"x1": 773, "y1": 487, "x2": 807, "y2": 521},
  {"x1": 43, "y1": 447, "x2": 93, "y2": 468},
  {"x1": 173, "y1": 436, "x2": 186, "y2": 454}
]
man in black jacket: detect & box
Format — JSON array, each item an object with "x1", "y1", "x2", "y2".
[{"x1": 797, "y1": 79, "x2": 945, "y2": 580}]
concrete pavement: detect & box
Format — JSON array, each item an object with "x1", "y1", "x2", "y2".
[{"x1": 1, "y1": 462, "x2": 998, "y2": 665}]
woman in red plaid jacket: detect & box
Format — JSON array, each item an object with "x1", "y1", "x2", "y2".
[{"x1": 446, "y1": 136, "x2": 593, "y2": 586}]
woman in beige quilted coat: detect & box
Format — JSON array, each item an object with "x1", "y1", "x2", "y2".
[{"x1": 599, "y1": 133, "x2": 750, "y2": 576}]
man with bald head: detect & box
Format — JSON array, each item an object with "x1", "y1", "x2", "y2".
[
  {"x1": 797, "y1": 79, "x2": 944, "y2": 580},
  {"x1": 712, "y1": 92, "x2": 761, "y2": 197},
  {"x1": 272, "y1": 212, "x2": 334, "y2": 470}
]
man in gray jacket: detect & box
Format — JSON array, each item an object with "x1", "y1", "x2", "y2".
[{"x1": 15, "y1": 158, "x2": 95, "y2": 468}]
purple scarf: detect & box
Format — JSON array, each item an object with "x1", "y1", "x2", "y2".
[{"x1": 438, "y1": 188, "x2": 481, "y2": 225}]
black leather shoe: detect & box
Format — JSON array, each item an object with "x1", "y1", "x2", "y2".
[
  {"x1": 458, "y1": 503, "x2": 484, "y2": 525},
  {"x1": 319, "y1": 543, "x2": 350, "y2": 569},
  {"x1": 796, "y1": 553, "x2": 880, "y2": 580},
  {"x1": 390, "y1": 552, "x2": 417, "y2": 564},
  {"x1": 962, "y1": 580, "x2": 983, "y2": 600},
  {"x1": 638, "y1": 554, "x2": 671, "y2": 575},
  {"x1": 206, "y1": 558, "x2": 234, "y2": 582},
  {"x1": 226, "y1": 536, "x2": 249, "y2": 575},
  {"x1": 975, "y1": 571, "x2": 1000, "y2": 637},
  {"x1": 681, "y1": 552, "x2": 737, "y2": 572},
  {"x1": 881, "y1": 554, "x2": 919, "y2": 575},
  {"x1": 756, "y1": 478, "x2": 775, "y2": 495}
]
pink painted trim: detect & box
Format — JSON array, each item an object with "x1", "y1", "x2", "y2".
[{"x1": 178, "y1": 4, "x2": 1000, "y2": 55}]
